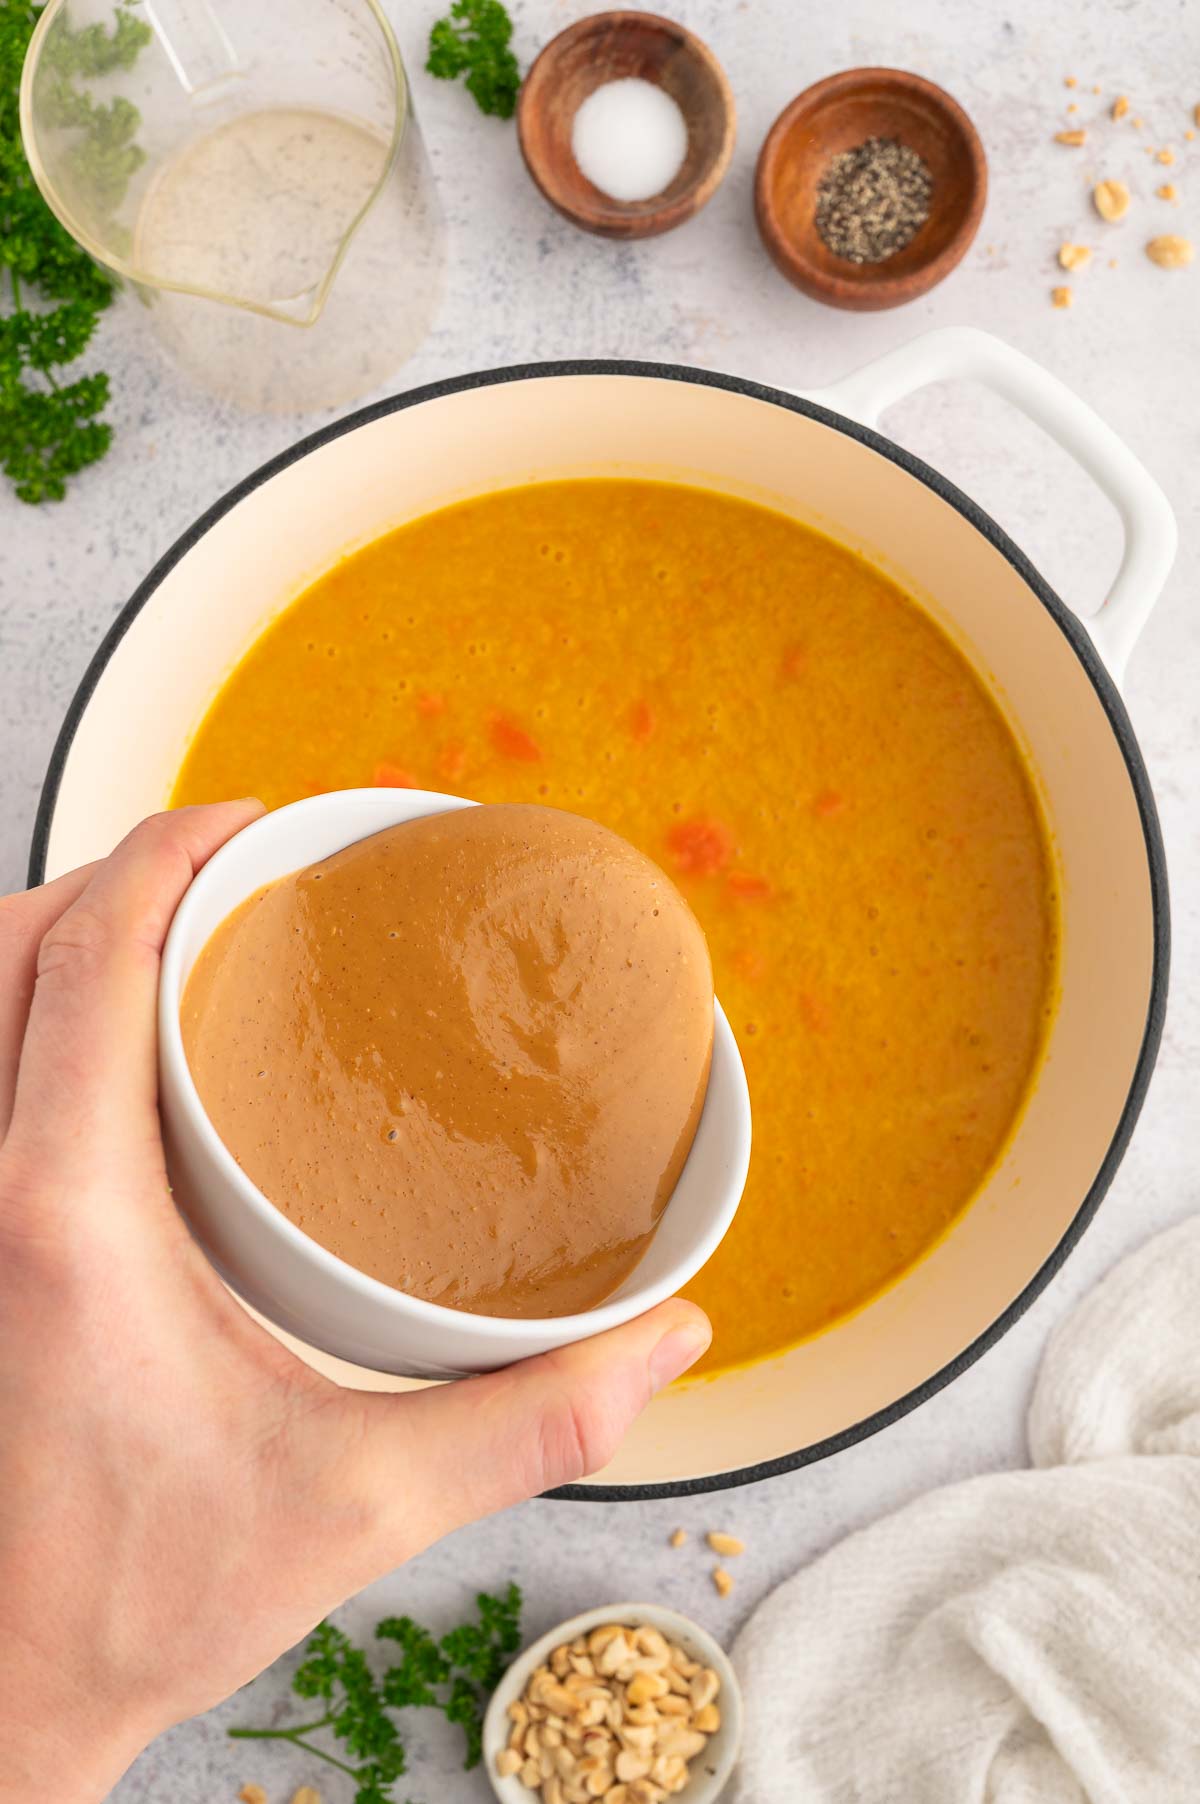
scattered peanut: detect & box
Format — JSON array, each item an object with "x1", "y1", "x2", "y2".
[
  {"x1": 1112, "y1": 95, "x2": 1130, "y2": 120},
  {"x1": 1093, "y1": 179, "x2": 1131, "y2": 222},
  {"x1": 668, "y1": 1528, "x2": 687, "y2": 1549},
  {"x1": 1133, "y1": 116, "x2": 1145, "y2": 128},
  {"x1": 1051, "y1": 286, "x2": 1074, "y2": 308},
  {"x1": 1145, "y1": 234, "x2": 1195, "y2": 268},
  {"x1": 705, "y1": 1531, "x2": 745, "y2": 1557},
  {"x1": 1066, "y1": 102, "x2": 1078, "y2": 114},
  {"x1": 290, "y1": 1791, "x2": 322, "y2": 1804},
  {"x1": 237, "y1": 1788, "x2": 267, "y2": 1804},
  {"x1": 1064, "y1": 75, "x2": 1077, "y2": 88},
  {"x1": 502, "y1": 1623, "x2": 723, "y2": 1799},
  {"x1": 1157, "y1": 147, "x2": 1176, "y2": 165},
  {"x1": 1195, "y1": 104, "x2": 1200, "y2": 126},
  {"x1": 1156, "y1": 183, "x2": 1179, "y2": 201},
  {"x1": 1054, "y1": 129, "x2": 1088, "y2": 146},
  {"x1": 711, "y1": 1566, "x2": 735, "y2": 1598}
]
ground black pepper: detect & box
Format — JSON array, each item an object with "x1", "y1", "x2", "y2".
[{"x1": 815, "y1": 137, "x2": 934, "y2": 264}]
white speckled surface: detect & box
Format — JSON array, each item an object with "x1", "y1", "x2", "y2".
[{"x1": 2, "y1": 3, "x2": 1198, "y2": 1799}]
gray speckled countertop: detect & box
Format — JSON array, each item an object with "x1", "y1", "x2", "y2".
[{"x1": 2, "y1": 2, "x2": 1198, "y2": 1799}]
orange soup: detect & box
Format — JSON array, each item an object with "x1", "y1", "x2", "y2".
[{"x1": 173, "y1": 479, "x2": 1058, "y2": 1375}]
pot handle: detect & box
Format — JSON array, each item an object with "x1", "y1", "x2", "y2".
[{"x1": 805, "y1": 326, "x2": 1176, "y2": 689}]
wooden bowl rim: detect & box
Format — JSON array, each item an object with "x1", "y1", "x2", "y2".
[
  {"x1": 754, "y1": 65, "x2": 987, "y2": 310},
  {"x1": 517, "y1": 8, "x2": 737, "y2": 240}
]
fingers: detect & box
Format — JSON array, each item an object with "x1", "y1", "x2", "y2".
[
  {"x1": 0, "y1": 864, "x2": 97, "y2": 1140},
  {"x1": 3, "y1": 802, "x2": 264, "y2": 1186},
  {"x1": 348, "y1": 1300, "x2": 712, "y2": 1562}
]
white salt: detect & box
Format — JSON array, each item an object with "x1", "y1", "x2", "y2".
[{"x1": 571, "y1": 77, "x2": 688, "y2": 204}]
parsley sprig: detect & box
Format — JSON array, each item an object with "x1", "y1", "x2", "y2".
[
  {"x1": 426, "y1": 0, "x2": 521, "y2": 121},
  {"x1": 229, "y1": 1585, "x2": 523, "y2": 1803},
  {"x1": 0, "y1": 0, "x2": 149, "y2": 503}
]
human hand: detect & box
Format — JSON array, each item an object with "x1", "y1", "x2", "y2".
[{"x1": 0, "y1": 805, "x2": 711, "y2": 1803}]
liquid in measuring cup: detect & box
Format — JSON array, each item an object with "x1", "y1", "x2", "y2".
[
  {"x1": 133, "y1": 105, "x2": 443, "y2": 410},
  {"x1": 23, "y1": 0, "x2": 442, "y2": 411}
]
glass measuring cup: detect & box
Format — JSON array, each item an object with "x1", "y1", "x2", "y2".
[{"x1": 20, "y1": 0, "x2": 445, "y2": 411}]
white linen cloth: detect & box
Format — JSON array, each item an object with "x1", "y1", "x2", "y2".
[{"x1": 730, "y1": 1217, "x2": 1200, "y2": 1802}]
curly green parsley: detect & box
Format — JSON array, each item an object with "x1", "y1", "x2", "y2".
[
  {"x1": 228, "y1": 1584, "x2": 523, "y2": 1803},
  {"x1": 0, "y1": 1, "x2": 149, "y2": 503},
  {"x1": 426, "y1": 0, "x2": 521, "y2": 121}
]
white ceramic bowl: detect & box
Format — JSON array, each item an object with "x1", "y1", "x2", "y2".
[
  {"x1": 483, "y1": 1602, "x2": 743, "y2": 1804},
  {"x1": 157, "y1": 787, "x2": 752, "y2": 1379}
]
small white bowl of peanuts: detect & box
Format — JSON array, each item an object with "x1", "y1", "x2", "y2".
[{"x1": 483, "y1": 1603, "x2": 742, "y2": 1804}]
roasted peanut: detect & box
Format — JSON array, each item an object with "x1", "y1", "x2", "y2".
[
  {"x1": 1093, "y1": 180, "x2": 1130, "y2": 221},
  {"x1": 1146, "y1": 234, "x2": 1194, "y2": 267}
]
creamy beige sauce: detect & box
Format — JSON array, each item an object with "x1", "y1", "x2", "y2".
[{"x1": 181, "y1": 803, "x2": 714, "y2": 1317}]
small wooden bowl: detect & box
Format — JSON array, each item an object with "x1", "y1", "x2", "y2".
[
  {"x1": 517, "y1": 10, "x2": 736, "y2": 239},
  {"x1": 755, "y1": 68, "x2": 987, "y2": 310}
]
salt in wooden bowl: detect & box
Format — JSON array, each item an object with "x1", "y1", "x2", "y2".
[{"x1": 517, "y1": 10, "x2": 736, "y2": 240}]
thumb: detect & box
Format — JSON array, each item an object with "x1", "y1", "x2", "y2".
[{"x1": 350, "y1": 1299, "x2": 711, "y2": 1558}]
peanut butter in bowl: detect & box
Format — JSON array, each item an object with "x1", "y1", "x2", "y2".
[{"x1": 180, "y1": 802, "x2": 714, "y2": 1319}]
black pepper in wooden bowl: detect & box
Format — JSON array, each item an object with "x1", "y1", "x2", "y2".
[
  {"x1": 754, "y1": 68, "x2": 986, "y2": 310},
  {"x1": 815, "y1": 137, "x2": 934, "y2": 264}
]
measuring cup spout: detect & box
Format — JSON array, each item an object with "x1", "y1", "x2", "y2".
[{"x1": 20, "y1": 0, "x2": 445, "y2": 408}]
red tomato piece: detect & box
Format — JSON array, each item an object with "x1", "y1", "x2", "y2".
[
  {"x1": 374, "y1": 761, "x2": 417, "y2": 788},
  {"x1": 629, "y1": 699, "x2": 656, "y2": 743},
  {"x1": 666, "y1": 816, "x2": 734, "y2": 876},
  {"x1": 727, "y1": 872, "x2": 772, "y2": 900},
  {"x1": 489, "y1": 713, "x2": 542, "y2": 762}
]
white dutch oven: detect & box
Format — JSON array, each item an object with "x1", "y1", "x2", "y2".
[{"x1": 31, "y1": 327, "x2": 1172, "y2": 1498}]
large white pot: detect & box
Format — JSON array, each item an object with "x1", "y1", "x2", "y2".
[{"x1": 31, "y1": 328, "x2": 1172, "y2": 1497}]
